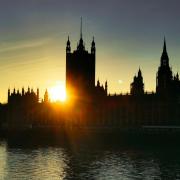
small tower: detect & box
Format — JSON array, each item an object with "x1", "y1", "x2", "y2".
[
  {"x1": 44, "y1": 89, "x2": 49, "y2": 103},
  {"x1": 138, "y1": 67, "x2": 141, "y2": 76},
  {"x1": 130, "y1": 68, "x2": 144, "y2": 95},
  {"x1": 176, "y1": 72, "x2": 179, "y2": 81},
  {"x1": 91, "y1": 37, "x2": 96, "y2": 54},
  {"x1": 8, "y1": 88, "x2": 10, "y2": 96},
  {"x1": 22, "y1": 87, "x2": 25, "y2": 96},
  {"x1": 97, "y1": 79, "x2": 100, "y2": 87},
  {"x1": 8, "y1": 88, "x2": 10, "y2": 102},
  {"x1": 105, "y1": 80, "x2": 108, "y2": 95},
  {"x1": 37, "y1": 88, "x2": 39, "y2": 102},
  {"x1": 77, "y1": 17, "x2": 85, "y2": 51},
  {"x1": 28, "y1": 87, "x2": 30, "y2": 93},
  {"x1": 161, "y1": 37, "x2": 169, "y2": 67},
  {"x1": 66, "y1": 36, "x2": 71, "y2": 53}
]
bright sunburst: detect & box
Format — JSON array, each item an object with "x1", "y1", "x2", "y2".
[{"x1": 48, "y1": 81, "x2": 66, "y2": 102}]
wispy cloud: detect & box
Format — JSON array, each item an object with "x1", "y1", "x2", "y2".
[{"x1": 0, "y1": 37, "x2": 53, "y2": 53}]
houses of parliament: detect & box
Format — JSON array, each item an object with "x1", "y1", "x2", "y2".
[{"x1": 1, "y1": 23, "x2": 180, "y2": 131}]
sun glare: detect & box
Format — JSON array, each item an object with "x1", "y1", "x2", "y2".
[{"x1": 49, "y1": 82, "x2": 66, "y2": 102}]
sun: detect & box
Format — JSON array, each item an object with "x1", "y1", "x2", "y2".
[{"x1": 48, "y1": 82, "x2": 66, "y2": 102}]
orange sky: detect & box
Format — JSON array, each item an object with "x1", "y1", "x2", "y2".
[{"x1": 0, "y1": 0, "x2": 180, "y2": 103}]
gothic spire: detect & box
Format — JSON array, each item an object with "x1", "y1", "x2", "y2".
[
  {"x1": 44, "y1": 89, "x2": 49, "y2": 103},
  {"x1": 97, "y1": 79, "x2": 100, "y2": 87},
  {"x1": 92, "y1": 36, "x2": 95, "y2": 46},
  {"x1": 176, "y1": 72, "x2": 179, "y2": 80},
  {"x1": 138, "y1": 67, "x2": 142, "y2": 77},
  {"x1": 161, "y1": 37, "x2": 169, "y2": 66},
  {"x1": 66, "y1": 35, "x2": 71, "y2": 53},
  {"x1": 77, "y1": 17, "x2": 85, "y2": 51},
  {"x1": 163, "y1": 37, "x2": 167, "y2": 53},
  {"x1": 80, "y1": 17, "x2": 82, "y2": 40},
  {"x1": 91, "y1": 36, "x2": 96, "y2": 54},
  {"x1": 105, "y1": 80, "x2": 108, "y2": 93},
  {"x1": 67, "y1": 36, "x2": 70, "y2": 44}
]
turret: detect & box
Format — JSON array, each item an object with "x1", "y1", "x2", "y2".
[
  {"x1": 8, "y1": 88, "x2": 10, "y2": 95},
  {"x1": 8, "y1": 88, "x2": 10, "y2": 102},
  {"x1": 176, "y1": 72, "x2": 179, "y2": 81},
  {"x1": 66, "y1": 36, "x2": 71, "y2": 53},
  {"x1": 77, "y1": 17, "x2": 85, "y2": 51},
  {"x1": 138, "y1": 68, "x2": 142, "y2": 77},
  {"x1": 37, "y1": 88, "x2": 39, "y2": 102},
  {"x1": 22, "y1": 87, "x2": 25, "y2": 96},
  {"x1": 130, "y1": 68, "x2": 144, "y2": 95},
  {"x1": 91, "y1": 37, "x2": 96, "y2": 54},
  {"x1": 97, "y1": 79, "x2": 100, "y2": 87},
  {"x1": 105, "y1": 80, "x2": 108, "y2": 94},
  {"x1": 161, "y1": 37, "x2": 169, "y2": 67},
  {"x1": 44, "y1": 89, "x2": 49, "y2": 103}
]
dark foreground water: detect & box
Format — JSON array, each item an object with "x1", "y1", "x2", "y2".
[{"x1": 1, "y1": 136, "x2": 180, "y2": 180}]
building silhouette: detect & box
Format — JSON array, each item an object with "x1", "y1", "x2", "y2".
[
  {"x1": 66, "y1": 19, "x2": 107, "y2": 101},
  {"x1": 8, "y1": 87, "x2": 51, "y2": 105},
  {"x1": 1, "y1": 23, "x2": 180, "y2": 132},
  {"x1": 130, "y1": 68, "x2": 144, "y2": 95},
  {"x1": 66, "y1": 19, "x2": 95, "y2": 100},
  {"x1": 8, "y1": 87, "x2": 39, "y2": 105},
  {"x1": 156, "y1": 38, "x2": 180, "y2": 98}
]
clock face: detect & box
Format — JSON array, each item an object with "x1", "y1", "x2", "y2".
[{"x1": 163, "y1": 59, "x2": 167, "y2": 65}]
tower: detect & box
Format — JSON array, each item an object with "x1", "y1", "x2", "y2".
[
  {"x1": 8, "y1": 88, "x2": 10, "y2": 103},
  {"x1": 91, "y1": 37, "x2": 96, "y2": 54},
  {"x1": 22, "y1": 87, "x2": 25, "y2": 96},
  {"x1": 66, "y1": 36, "x2": 71, "y2": 53},
  {"x1": 44, "y1": 89, "x2": 49, "y2": 103},
  {"x1": 37, "y1": 88, "x2": 39, "y2": 102},
  {"x1": 66, "y1": 19, "x2": 96, "y2": 101},
  {"x1": 156, "y1": 38, "x2": 173, "y2": 95},
  {"x1": 105, "y1": 80, "x2": 108, "y2": 95},
  {"x1": 130, "y1": 68, "x2": 144, "y2": 95}
]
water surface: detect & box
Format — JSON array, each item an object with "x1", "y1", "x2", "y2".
[{"x1": 0, "y1": 138, "x2": 180, "y2": 180}]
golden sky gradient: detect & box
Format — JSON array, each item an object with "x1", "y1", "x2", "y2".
[{"x1": 0, "y1": 0, "x2": 180, "y2": 102}]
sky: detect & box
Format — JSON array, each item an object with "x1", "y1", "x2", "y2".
[{"x1": 0, "y1": 0, "x2": 180, "y2": 102}]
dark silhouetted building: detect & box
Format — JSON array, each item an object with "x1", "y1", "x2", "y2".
[
  {"x1": 156, "y1": 38, "x2": 173, "y2": 95},
  {"x1": 66, "y1": 20, "x2": 96, "y2": 100},
  {"x1": 130, "y1": 68, "x2": 144, "y2": 95},
  {"x1": 94, "y1": 80, "x2": 108, "y2": 97},
  {"x1": 156, "y1": 38, "x2": 180, "y2": 99},
  {"x1": 2, "y1": 32, "x2": 180, "y2": 131},
  {"x1": 8, "y1": 87, "x2": 39, "y2": 105}
]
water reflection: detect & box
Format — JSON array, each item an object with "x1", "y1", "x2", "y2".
[
  {"x1": 1, "y1": 138, "x2": 180, "y2": 180},
  {"x1": 6, "y1": 148, "x2": 68, "y2": 179},
  {"x1": 0, "y1": 141, "x2": 7, "y2": 179}
]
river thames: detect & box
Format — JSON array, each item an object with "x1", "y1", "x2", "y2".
[{"x1": 0, "y1": 137, "x2": 180, "y2": 180}]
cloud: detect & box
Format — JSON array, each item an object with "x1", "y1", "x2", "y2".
[{"x1": 0, "y1": 37, "x2": 52, "y2": 53}]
